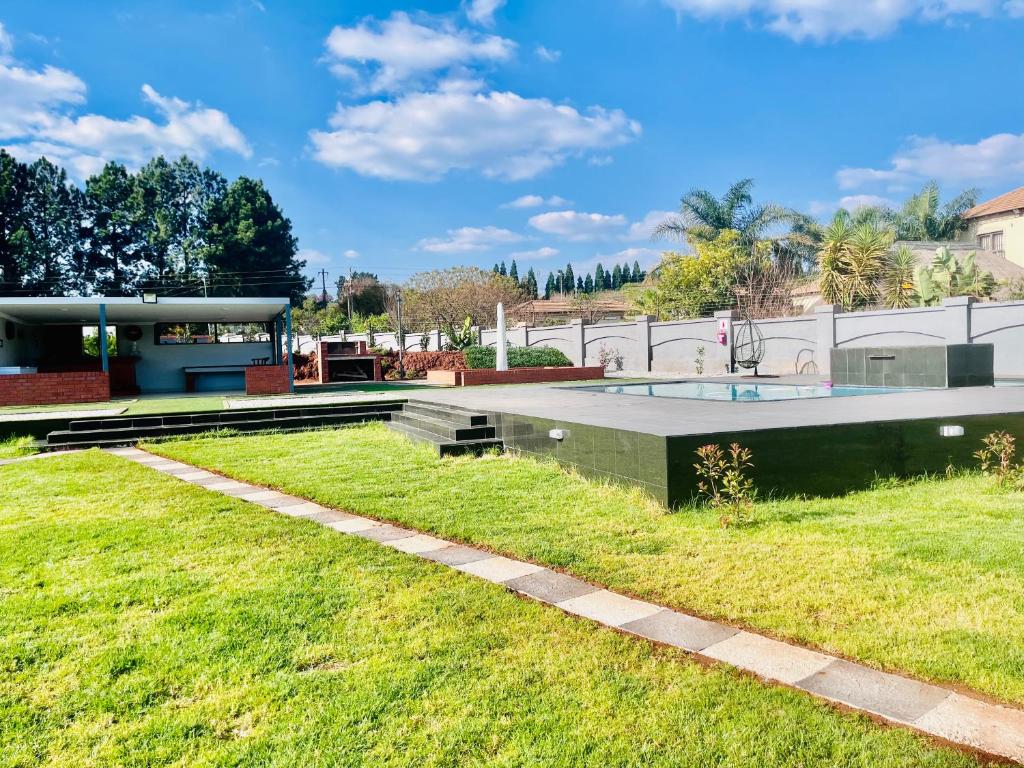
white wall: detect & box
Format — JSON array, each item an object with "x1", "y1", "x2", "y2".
[{"x1": 121, "y1": 323, "x2": 274, "y2": 393}]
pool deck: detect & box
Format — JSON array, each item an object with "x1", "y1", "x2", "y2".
[{"x1": 411, "y1": 375, "x2": 1024, "y2": 438}]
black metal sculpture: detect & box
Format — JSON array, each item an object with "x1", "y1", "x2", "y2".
[{"x1": 733, "y1": 315, "x2": 765, "y2": 376}]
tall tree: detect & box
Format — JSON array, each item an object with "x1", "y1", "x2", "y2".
[
  {"x1": 594, "y1": 263, "x2": 605, "y2": 292},
  {"x1": 543, "y1": 272, "x2": 554, "y2": 299},
  {"x1": 563, "y1": 263, "x2": 575, "y2": 294},
  {"x1": 892, "y1": 182, "x2": 978, "y2": 241},
  {"x1": 655, "y1": 178, "x2": 799, "y2": 251},
  {"x1": 22, "y1": 158, "x2": 82, "y2": 296},
  {"x1": 509, "y1": 259, "x2": 518, "y2": 282},
  {"x1": 0, "y1": 149, "x2": 31, "y2": 293},
  {"x1": 621, "y1": 261, "x2": 631, "y2": 284},
  {"x1": 525, "y1": 267, "x2": 538, "y2": 299},
  {"x1": 631, "y1": 260, "x2": 644, "y2": 283},
  {"x1": 576, "y1": 276, "x2": 584, "y2": 292},
  {"x1": 83, "y1": 162, "x2": 148, "y2": 296},
  {"x1": 498, "y1": 260, "x2": 507, "y2": 277},
  {"x1": 203, "y1": 176, "x2": 309, "y2": 302},
  {"x1": 583, "y1": 273, "x2": 594, "y2": 293},
  {"x1": 611, "y1": 264, "x2": 622, "y2": 289}
]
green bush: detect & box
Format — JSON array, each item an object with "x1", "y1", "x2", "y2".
[{"x1": 463, "y1": 345, "x2": 572, "y2": 369}]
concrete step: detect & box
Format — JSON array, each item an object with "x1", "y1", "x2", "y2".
[
  {"x1": 385, "y1": 420, "x2": 503, "y2": 457},
  {"x1": 390, "y1": 411, "x2": 495, "y2": 442}
]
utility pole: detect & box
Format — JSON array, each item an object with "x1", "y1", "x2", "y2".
[
  {"x1": 346, "y1": 267, "x2": 354, "y2": 318},
  {"x1": 395, "y1": 289, "x2": 405, "y2": 378},
  {"x1": 317, "y1": 269, "x2": 329, "y2": 303}
]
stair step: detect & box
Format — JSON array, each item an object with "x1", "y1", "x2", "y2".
[
  {"x1": 390, "y1": 411, "x2": 494, "y2": 441},
  {"x1": 401, "y1": 401, "x2": 489, "y2": 426},
  {"x1": 385, "y1": 420, "x2": 503, "y2": 457}
]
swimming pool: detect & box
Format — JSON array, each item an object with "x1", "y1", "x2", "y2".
[{"x1": 576, "y1": 381, "x2": 917, "y2": 402}]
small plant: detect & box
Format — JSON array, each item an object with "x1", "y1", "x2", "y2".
[
  {"x1": 695, "y1": 345, "x2": 706, "y2": 376},
  {"x1": 418, "y1": 333, "x2": 431, "y2": 351},
  {"x1": 444, "y1": 316, "x2": 477, "y2": 350},
  {"x1": 975, "y1": 431, "x2": 1024, "y2": 490},
  {"x1": 693, "y1": 443, "x2": 756, "y2": 527},
  {"x1": 598, "y1": 345, "x2": 624, "y2": 371}
]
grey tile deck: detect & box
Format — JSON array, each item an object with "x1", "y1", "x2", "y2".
[{"x1": 106, "y1": 446, "x2": 1024, "y2": 765}]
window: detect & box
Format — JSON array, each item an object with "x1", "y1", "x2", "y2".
[
  {"x1": 978, "y1": 231, "x2": 1004, "y2": 257},
  {"x1": 154, "y1": 322, "x2": 273, "y2": 345}
]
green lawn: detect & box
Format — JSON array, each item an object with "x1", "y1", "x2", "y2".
[
  {"x1": 0, "y1": 436, "x2": 35, "y2": 460},
  {"x1": 0, "y1": 453, "x2": 980, "y2": 767},
  {"x1": 150, "y1": 424, "x2": 1024, "y2": 707}
]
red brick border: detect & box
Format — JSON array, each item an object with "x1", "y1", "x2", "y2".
[
  {"x1": 245, "y1": 365, "x2": 291, "y2": 395},
  {"x1": 0, "y1": 372, "x2": 110, "y2": 406},
  {"x1": 426, "y1": 366, "x2": 606, "y2": 387}
]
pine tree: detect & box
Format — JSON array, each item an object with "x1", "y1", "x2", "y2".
[
  {"x1": 603, "y1": 269, "x2": 612, "y2": 290},
  {"x1": 622, "y1": 261, "x2": 632, "y2": 284},
  {"x1": 584, "y1": 273, "x2": 594, "y2": 293},
  {"x1": 611, "y1": 264, "x2": 622, "y2": 290},
  {"x1": 594, "y1": 263, "x2": 605, "y2": 292},
  {"x1": 498, "y1": 260, "x2": 507, "y2": 277},
  {"x1": 509, "y1": 259, "x2": 518, "y2": 281},
  {"x1": 544, "y1": 272, "x2": 554, "y2": 299},
  {"x1": 632, "y1": 260, "x2": 644, "y2": 283},
  {"x1": 576, "y1": 276, "x2": 584, "y2": 293},
  {"x1": 525, "y1": 267, "x2": 538, "y2": 298},
  {"x1": 564, "y1": 263, "x2": 574, "y2": 293},
  {"x1": 493, "y1": 263, "x2": 500, "y2": 274}
]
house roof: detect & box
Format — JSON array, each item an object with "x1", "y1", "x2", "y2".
[
  {"x1": 963, "y1": 186, "x2": 1024, "y2": 219},
  {"x1": 0, "y1": 296, "x2": 290, "y2": 325}
]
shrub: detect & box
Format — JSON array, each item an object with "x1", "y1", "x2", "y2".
[
  {"x1": 381, "y1": 350, "x2": 466, "y2": 380},
  {"x1": 462, "y1": 345, "x2": 573, "y2": 369},
  {"x1": 975, "y1": 431, "x2": 1024, "y2": 491},
  {"x1": 693, "y1": 443, "x2": 756, "y2": 528}
]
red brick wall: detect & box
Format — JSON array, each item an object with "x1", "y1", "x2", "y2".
[
  {"x1": 245, "y1": 364, "x2": 291, "y2": 395},
  {"x1": 427, "y1": 366, "x2": 605, "y2": 387},
  {"x1": 0, "y1": 372, "x2": 110, "y2": 406}
]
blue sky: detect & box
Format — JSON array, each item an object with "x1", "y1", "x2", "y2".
[{"x1": 2, "y1": 0, "x2": 1023, "y2": 287}]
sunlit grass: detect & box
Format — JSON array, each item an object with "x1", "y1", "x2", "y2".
[
  {"x1": 0, "y1": 435, "x2": 35, "y2": 460},
  {"x1": 151, "y1": 423, "x2": 1024, "y2": 705},
  {"x1": 0, "y1": 451, "x2": 983, "y2": 767}
]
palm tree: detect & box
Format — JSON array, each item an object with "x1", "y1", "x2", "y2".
[
  {"x1": 892, "y1": 182, "x2": 978, "y2": 241},
  {"x1": 816, "y1": 211, "x2": 894, "y2": 310},
  {"x1": 817, "y1": 211, "x2": 853, "y2": 306},
  {"x1": 655, "y1": 179, "x2": 796, "y2": 249},
  {"x1": 879, "y1": 245, "x2": 917, "y2": 309}
]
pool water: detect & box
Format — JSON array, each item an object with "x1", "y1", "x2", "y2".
[{"x1": 577, "y1": 381, "x2": 917, "y2": 402}]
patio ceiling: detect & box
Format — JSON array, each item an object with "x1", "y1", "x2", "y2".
[{"x1": 0, "y1": 297, "x2": 290, "y2": 325}]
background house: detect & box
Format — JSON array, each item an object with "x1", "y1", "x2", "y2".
[{"x1": 959, "y1": 186, "x2": 1024, "y2": 266}]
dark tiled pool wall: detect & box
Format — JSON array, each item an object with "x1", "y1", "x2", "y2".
[
  {"x1": 478, "y1": 406, "x2": 1024, "y2": 506},
  {"x1": 830, "y1": 344, "x2": 994, "y2": 388},
  {"x1": 666, "y1": 412, "x2": 1024, "y2": 502},
  {"x1": 486, "y1": 411, "x2": 669, "y2": 504}
]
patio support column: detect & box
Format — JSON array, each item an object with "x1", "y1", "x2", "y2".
[
  {"x1": 815, "y1": 304, "x2": 840, "y2": 376},
  {"x1": 98, "y1": 303, "x2": 109, "y2": 374},
  {"x1": 272, "y1": 316, "x2": 282, "y2": 365},
  {"x1": 285, "y1": 304, "x2": 295, "y2": 393}
]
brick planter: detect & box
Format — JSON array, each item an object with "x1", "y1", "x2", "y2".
[
  {"x1": 426, "y1": 366, "x2": 606, "y2": 387},
  {"x1": 0, "y1": 371, "x2": 110, "y2": 406},
  {"x1": 245, "y1": 365, "x2": 291, "y2": 395}
]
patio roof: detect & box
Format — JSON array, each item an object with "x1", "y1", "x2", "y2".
[{"x1": 0, "y1": 297, "x2": 290, "y2": 325}]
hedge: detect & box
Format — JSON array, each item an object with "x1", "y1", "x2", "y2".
[{"x1": 463, "y1": 345, "x2": 573, "y2": 369}]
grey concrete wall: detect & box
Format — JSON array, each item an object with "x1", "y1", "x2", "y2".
[
  {"x1": 834, "y1": 307, "x2": 947, "y2": 348},
  {"x1": 968, "y1": 300, "x2": 1024, "y2": 376},
  {"x1": 648, "y1": 319, "x2": 718, "y2": 374},
  {"x1": 753, "y1": 316, "x2": 818, "y2": 375}
]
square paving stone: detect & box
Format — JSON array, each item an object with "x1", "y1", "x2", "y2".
[
  {"x1": 620, "y1": 609, "x2": 738, "y2": 652},
  {"x1": 419, "y1": 545, "x2": 493, "y2": 566},
  {"x1": 352, "y1": 524, "x2": 416, "y2": 543},
  {"x1": 150, "y1": 461, "x2": 189, "y2": 471},
  {"x1": 385, "y1": 534, "x2": 451, "y2": 555},
  {"x1": 454, "y1": 556, "x2": 545, "y2": 584},
  {"x1": 327, "y1": 517, "x2": 379, "y2": 533},
  {"x1": 178, "y1": 471, "x2": 216, "y2": 482},
  {"x1": 503, "y1": 569, "x2": 599, "y2": 604},
  {"x1": 556, "y1": 589, "x2": 661, "y2": 627},
  {"x1": 305, "y1": 509, "x2": 354, "y2": 524},
  {"x1": 260, "y1": 495, "x2": 310, "y2": 509},
  {"x1": 278, "y1": 502, "x2": 332, "y2": 517},
  {"x1": 702, "y1": 631, "x2": 832, "y2": 685},
  {"x1": 913, "y1": 693, "x2": 1024, "y2": 763},
  {"x1": 239, "y1": 490, "x2": 288, "y2": 503},
  {"x1": 795, "y1": 659, "x2": 950, "y2": 724},
  {"x1": 207, "y1": 481, "x2": 252, "y2": 493},
  {"x1": 134, "y1": 454, "x2": 167, "y2": 463},
  {"x1": 192, "y1": 475, "x2": 230, "y2": 487},
  {"x1": 107, "y1": 448, "x2": 145, "y2": 457}
]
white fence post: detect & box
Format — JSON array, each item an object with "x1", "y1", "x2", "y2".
[
  {"x1": 635, "y1": 315, "x2": 653, "y2": 372},
  {"x1": 815, "y1": 304, "x2": 840, "y2": 375}
]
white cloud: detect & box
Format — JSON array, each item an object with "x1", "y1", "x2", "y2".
[
  {"x1": 626, "y1": 210, "x2": 675, "y2": 241},
  {"x1": 837, "y1": 132, "x2": 1024, "y2": 190},
  {"x1": 311, "y1": 88, "x2": 640, "y2": 182},
  {"x1": 509, "y1": 246, "x2": 559, "y2": 260},
  {"x1": 465, "y1": 0, "x2": 507, "y2": 26},
  {"x1": 535, "y1": 45, "x2": 562, "y2": 63},
  {"x1": 658, "y1": 0, "x2": 1020, "y2": 42},
  {"x1": 0, "y1": 22, "x2": 12, "y2": 58},
  {"x1": 298, "y1": 248, "x2": 331, "y2": 265},
  {"x1": 323, "y1": 12, "x2": 514, "y2": 92},
  {"x1": 417, "y1": 225, "x2": 525, "y2": 253},
  {"x1": 0, "y1": 32, "x2": 249, "y2": 178},
  {"x1": 528, "y1": 210, "x2": 628, "y2": 240},
  {"x1": 502, "y1": 194, "x2": 571, "y2": 209},
  {"x1": 343, "y1": 249, "x2": 360, "y2": 259}
]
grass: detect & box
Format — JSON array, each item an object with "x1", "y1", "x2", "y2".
[
  {"x1": 0, "y1": 451, "x2": 983, "y2": 767},
  {"x1": 0, "y1": 436, "x2": 35, "y2": 460},
  {"x1": 150, "y1": 424, "x2": 1024, "y2": 707}
]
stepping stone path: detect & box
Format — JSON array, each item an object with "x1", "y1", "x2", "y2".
[{"x1": 106, "y1": 445, "x2": 1024, "y2": 765}]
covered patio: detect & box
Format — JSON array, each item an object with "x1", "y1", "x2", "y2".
[{"x1": 0, "y1": 297, "x2": 295, "y2": 406}]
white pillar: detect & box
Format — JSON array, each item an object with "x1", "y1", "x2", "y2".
[{"x1": 496, "y1": 303, "x2": 508, "y2": 371}]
